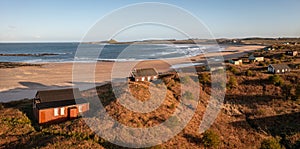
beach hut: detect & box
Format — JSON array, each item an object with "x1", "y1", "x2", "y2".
[
  {"x1": 131, "y1": 68, "x2": 158, "y2": 82},
  {"x1": 263, "y1": 46, "x2": 275, "y2": 51},
  {"x1": 267, "y1": 64, "x2": 291, "y2": 74},
  {"x1": 33, "y1": 88, "x2": 89, "y2": 124},
  {"x1": 249, "y1": 55, "x2": 264, "y2": 62},
  {"x1": 229, "y1": 59, "x2": 243, "y2": 65},
  {"x1": 286, "y1": 50, "x2": 298, "y2": 57}
]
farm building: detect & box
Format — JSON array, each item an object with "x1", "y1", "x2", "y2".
[
  {"x1": 33, "y1": 88, "x2": 89, "y2": 124},
  {"x1": 249, "y1": 55, "x2": 264, "y2": 62},
  {"x1": 229, "y1": 59, "x2": 243, "y2": 65},
  {"x1": 131, "y1": 68, "x2": 158, "y2": 82},
  {"x1": 286, "y1": 50, "x2": 298, "y2": 56},
  {"x1": 267, "y1": 64, "x2": 291, "y2": 74}
]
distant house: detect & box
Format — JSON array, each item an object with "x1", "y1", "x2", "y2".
[
  {"x1": 33, "y1": 88, "x2": 89, "y2": 124},
  {"x1": 249, "y1": 55, "x2": 264, "y2": 62},
  {"x1": 286, "y1": 51, "x2": 298, "y2": 56},
  {"x1": 267, "y1": 64, "x2": 291, "y2": 74},
  {"x1": 131, "y1": 68, "x2": 158, "y2": 82},
  {"x1": 229, "y1": 59, "x2": 243, "y2": 65}
]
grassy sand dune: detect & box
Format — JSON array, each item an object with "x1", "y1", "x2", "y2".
[{"x1": 1, "y1": 65, "x2": 300, "y2": 148}]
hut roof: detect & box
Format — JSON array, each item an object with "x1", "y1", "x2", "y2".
[
  {"x1": 206, "y1": 63, "x2": 225, "y2": 67},
  {"x1": 35, "y1": 88, "x2": 82, "y2": 103},
  {"x1": 132, "y1": 68, "x2": 158, "y2": 77},
  {"x1": 269, "y1": 64, "x2": 290, "y2": 70}
]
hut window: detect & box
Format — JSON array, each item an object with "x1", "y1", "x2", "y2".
[
  {"x1": 60, "y1": 107, "x2": 65, "y2": 115},
  {"x1": 79, "y1": 105, "x2": 82, "y2": 112},
  {"x1": 54, "y1": 108, "x2": 59, "y2": 116}
]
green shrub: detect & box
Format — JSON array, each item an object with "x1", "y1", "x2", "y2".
[
  {"x1": 180, "y1": 76, "x2": 190, "y2": 85},
  {"x1": 227, "y1": 76, "x2": 238, "y2": 89},
  {"x1": 201, "y1": 130, "x2": 220, "y2": 148},
  {"x1": 199, "y1": 73, "x2": 210, "y2": 85},
  {"x1": 269, "y1": 75, "x2": 284, "y2": 86},
  {"x1": 260, "y1": 138, "x2": 282, "y2": 149},
  {"x1": 169, "y1": 103, "x2": 176, "y2": 109},
  {"x1": 183, "y1": 91, "x2": 194, "y2": 100},
  {"x1": 271, "y1": 58, "x2": 276, "y2": 63},
  {"x1": 245, "y1": 70, "x2": 254, "y2": 76},
  {"x1": 280, "y1": 54, "x2": 286, "y2": 61},
  {"x1": 2, "y1": 117, "x2": 31, "y2": 125},
  {"x1": 228, "y1": 66, "x2": 239, "y2": 74}
]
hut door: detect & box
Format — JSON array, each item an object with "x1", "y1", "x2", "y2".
[
  {"x1": 40, "y1": 111, "x2": 45, "y2": 123},
  {"x1": 68, "y1": 107, "x2": 78, "y2": 119}
]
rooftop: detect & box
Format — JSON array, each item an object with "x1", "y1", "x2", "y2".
[
  {"x1": 269, "y1": 64, "x2": 290, "y2": 70},
  {"x1": 132, "y1": 68, "x2": 158, "y2": 77},
  {"x1": 35, "y1": 88, "x2": 83, "y2": 103}
]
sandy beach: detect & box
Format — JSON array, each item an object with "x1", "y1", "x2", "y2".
[{"x1": 0, "y1": 45, "x2": 264, "y2": 102}]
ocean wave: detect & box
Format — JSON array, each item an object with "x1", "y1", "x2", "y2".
[
  {"x1": 23, "y1": 59, "x2": 44, "y2": 63},
  {"x1": 145, "y1": 45, "x2": 207, "y2": 58},
  {"x1": 0, "y1": 52, "x2": 68, "y2": 57},
  {"x1": 146, "y1": 51, "x2": 179, "y2": 57},
  {"x1": 97, "y1": 58, "x2": 139, "y2": 62},
  {"x1": 74, "y1": 57, "x2": 140, "y2": 62}
]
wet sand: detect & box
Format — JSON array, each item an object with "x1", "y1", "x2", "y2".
[{"x1": 0, "y1": 45, "x2": 264, "y2": 102}]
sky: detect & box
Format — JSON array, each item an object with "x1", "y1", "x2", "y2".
[{"x1": 0, "y1": 0, "x2": 300, "y2": 42}]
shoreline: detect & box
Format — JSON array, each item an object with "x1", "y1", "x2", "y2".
[
  {"x1": 0, "y1": 45, "x2": 264, "y2": 102},
  {"x1": 0, "y1": 44, "x2": 263, "y2": 64}
]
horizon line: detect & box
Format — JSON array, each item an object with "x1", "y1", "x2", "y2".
[{"x1": 1, "y1": 36, "x2": 300, "y2": 43}]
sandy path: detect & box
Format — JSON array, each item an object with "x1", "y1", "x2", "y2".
[{"x1": 0, "y1": 45, "x2": 264, "y2": 102}]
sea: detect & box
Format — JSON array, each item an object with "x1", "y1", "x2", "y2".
[{"x1": 0, "y1": 43, "x2": 224, "y2": 63}]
